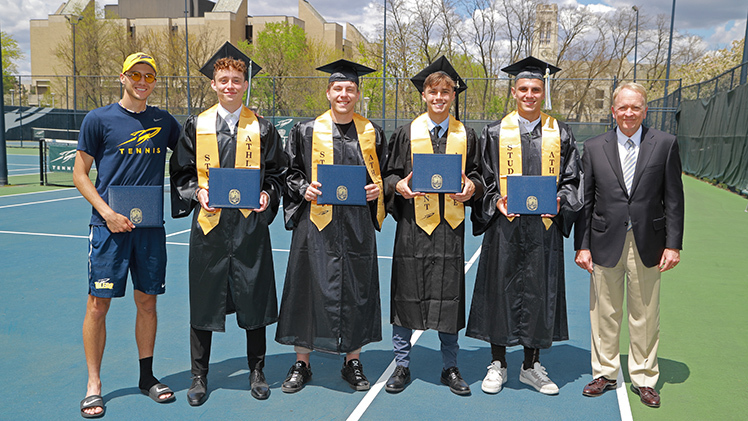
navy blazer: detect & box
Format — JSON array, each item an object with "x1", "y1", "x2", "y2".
[{"x1": 574, "y1": 126, "x2": 684, "y2": 268}]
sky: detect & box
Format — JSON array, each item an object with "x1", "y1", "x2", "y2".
[{"x1": 1, "y1": 0, "x2": 746, "y2": 74}]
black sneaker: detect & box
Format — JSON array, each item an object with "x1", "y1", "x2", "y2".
[
  {"x1": 282, "y1": 361, "x2": 312, "y2": 393},
  {"x1": 341, "y1": 359, "x2": 370, "y2": 391},
  {"x1": 385, "y1": 365, "x2": 411, "y2": 393}
]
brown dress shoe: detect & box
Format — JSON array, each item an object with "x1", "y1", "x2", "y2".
[
  {"x1": 631, "y1": 384, "x2": 661, "y2": 408},
  {"x1": 582, "y1": 377, "x2": 617, "y2": 397}
]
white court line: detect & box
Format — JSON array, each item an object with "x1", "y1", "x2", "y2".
[
  {"x1": 0, "y1": 195, "x2": 83, "y2": 209},
  {"x1": 0, "y1": 187, "x2": 75, "y2": 198},
  {"x1": 0, "y1": 183, "x2": 171, "y2": 206},
  {"x1": 0, "y1": 229, "x2": 281, "y2": 251},
  {"x1": 3, "y1": 230, "x2": 190, "y2": 242},
  {"x1": 164, "y1": 238, "x2": 397, "y2": 261},
  {"x1": 0, "y1": 230, "x2": 87, "y2": 239},
  {"x1": 616, "y1": 370, "x2": 634, "y2": 421},
  {"x1": 346, "y1": 245, "x2": 483, "y2": 421},
  {"x1": 347, "y1": 330, "x2": 425, "y2": 421},
  {"x1": 166, "y1": 229, "x2": 191, "y2": 237},
  {"x1": 8, "y1": 172, "x2": 41, "y2": 177}
]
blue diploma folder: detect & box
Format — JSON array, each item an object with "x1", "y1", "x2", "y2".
[
  {"x1": 108, "y1": 185, "x2": 163, "y2": 227},
  {"x1": 209, "y1": 167, "x2": 261, "y2": 209},
  {"x1": 411, "y1": 153, "x2": 462, "y2": 193},
  {"x1": 506, "y1": 175, "x2": 557, "y2": 215},
  {"x1": 317, "y1": 164, "x2": 367, "y2": 206}
]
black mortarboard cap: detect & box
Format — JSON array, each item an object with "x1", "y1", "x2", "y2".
[
  {"x1": 410, "y1": 55, "x2": 468, "y2": 95},
  {"x1": 501, "y1": 56, "x2": 561, "y2": 80},
  {"x1": 199, "y1": 41, "x2": 262, "y2": 80},
  {"x1": 316, "y1": 59, "x2": 376, "y2": 85}
]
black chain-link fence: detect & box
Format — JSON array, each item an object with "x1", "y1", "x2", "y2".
[{"x1": 4, "y1": 73, "x2": 688, "y2": 186}]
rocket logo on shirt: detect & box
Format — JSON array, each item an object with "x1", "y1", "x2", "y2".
[{"x1": 117, "y1": 127, "x2": 163, "y2": 155}]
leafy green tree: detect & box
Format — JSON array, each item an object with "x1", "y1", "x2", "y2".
[
  {"x1": 54, "y1": 2, "x2": 120, "y2": 109},
  {"x1": 1, "y1": 31, "x2": 23, "y2": 93},
  {"x1": 243, "y1": 22, "x2": 316, "y2": 116},
  {"x1": 676, "y1": 38, "x2": 745, "y2": 88}
]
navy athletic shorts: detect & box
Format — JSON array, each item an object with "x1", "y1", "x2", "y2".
[{"x1": 87, "y1": 225, "x2": 167, "y2": 298}]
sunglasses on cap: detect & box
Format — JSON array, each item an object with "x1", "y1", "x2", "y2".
[{"x1": 124, "y1": 71, "x2": 156, "y2": 83}]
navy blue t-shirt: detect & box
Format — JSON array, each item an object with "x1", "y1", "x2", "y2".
[{"x1": 77, "y1": 103, "x2": 180, "y2": 225}]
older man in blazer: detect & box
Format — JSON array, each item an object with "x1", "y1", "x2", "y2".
[{"x1": 574, "y1": 82, "x2": 684, "y2": 408}]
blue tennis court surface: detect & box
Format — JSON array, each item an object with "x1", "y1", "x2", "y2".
[
  {"x1": 0, "y1": 186, "x2": 623, "y2": 420},
  {"x1": 6, "y1": 153, "x2": 41, "y2": 176}
]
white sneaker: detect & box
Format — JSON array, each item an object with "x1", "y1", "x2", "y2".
[
  {"x1": 481, "y1": 361, "x2": 507, "y2": 394},
  {"x1": 519, "y1": 362, "x2": 559, "y2": 395}
]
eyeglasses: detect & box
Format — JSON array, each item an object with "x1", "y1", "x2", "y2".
[{"x1": 124, "y1": 71, "x2": 156, "y2": 83}]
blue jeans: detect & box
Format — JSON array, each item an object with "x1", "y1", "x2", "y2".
[{"x1": 392, "y1": 325, "x2": 459, "y2": 369}]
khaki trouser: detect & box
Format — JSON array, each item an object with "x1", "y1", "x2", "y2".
[{"x1": 590, "y1": 230, "x2": 661, "y2": 388}]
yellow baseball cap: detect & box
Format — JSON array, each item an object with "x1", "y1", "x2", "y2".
[{"x1": 122, "y1": 52, "x2": 158, "y2": 74}]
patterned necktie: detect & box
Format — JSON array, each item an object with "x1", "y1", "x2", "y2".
[
  {"x1": 433, "y1": 126, "x2": 441, "y2": 139},
  {"x1": 623, "y1": 139, "x2": 636, "y2": 195}
]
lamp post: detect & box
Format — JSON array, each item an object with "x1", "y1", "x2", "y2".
[
  {"x1": 184, "y1": 0, "x2": 192, "y2": 115},
  {"x1": 632, "y1": 6, "x2": 639, "y2": 82},
  {"x1": 382, "y1": 0, "x2": 387, "y2": 128},
  {"x1": 741, "y1": 8, "x2": 748, "y2": 85},
  {"x1": 663, "y1": 0, "x2": 676, "y2": 103},
  {"x1": 1, "y1": 21, "x2": 7, "y2": 186},
  {"x1": 66, "y1": 14, "x2": 81, "y2": 127}
]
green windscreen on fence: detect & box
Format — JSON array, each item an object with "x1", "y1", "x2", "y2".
[
  {"x1": 43, "y1": 139, "x2": 97, "y2": 187},
  {"x1": 44, "y1": 139, "x2": 78, "y2": 187},
  {"x1": 677, "y1": 82, "x2": 748, "y2": 194}
]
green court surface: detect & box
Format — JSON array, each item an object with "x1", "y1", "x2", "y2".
[{"x1": 625, "y1": 175, "x2": 748, "y2": 420}]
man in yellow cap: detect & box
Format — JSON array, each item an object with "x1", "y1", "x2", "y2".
[{"x1": 74, "y1": 52, "x2": 180, "y2": 418}]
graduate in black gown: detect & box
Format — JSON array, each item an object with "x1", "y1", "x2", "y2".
[
  {"x1": 169, "y1": 43, "x2": 286, "y2": 405},
  {"x1": 383, "y1": 57, "x2": 484, "y2": 395},
  {"x1": 467, "y1": 57, "x2": 582, "y2": 395},
  {"x1": 275, "y1": 60, "x2": 387, "y2": 393}
]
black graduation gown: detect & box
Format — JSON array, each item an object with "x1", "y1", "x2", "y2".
[
  {"x1": 383, "y1": 123, "x2": 484, "y2": 335},
  {"x1": 275, "y1": 117, "x2": 386, "y2": 354},
  {"x1": 169, "y1": 113, "x2": 286, "y2": 332},
  {"x1": 466, "y1": 119, "x2": 582, "y2": 348}
]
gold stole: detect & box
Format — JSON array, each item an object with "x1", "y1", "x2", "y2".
[
  {"x1": 309, "y1": 110, "x2": 384, "y2": 231},
  {"x1": 410, "y1": 113, "x2": 467, "y2": 235},
  {"x1": 196, "y1": 104, "x2": 261, "y2": 235},
  {"x1": 498, "y1": 111, "x2": 561, "y2": 230}
]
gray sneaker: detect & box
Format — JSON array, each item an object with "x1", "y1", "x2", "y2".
[{"x1": 519, "y1": 362, "x2": 559, "y2": 395}]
